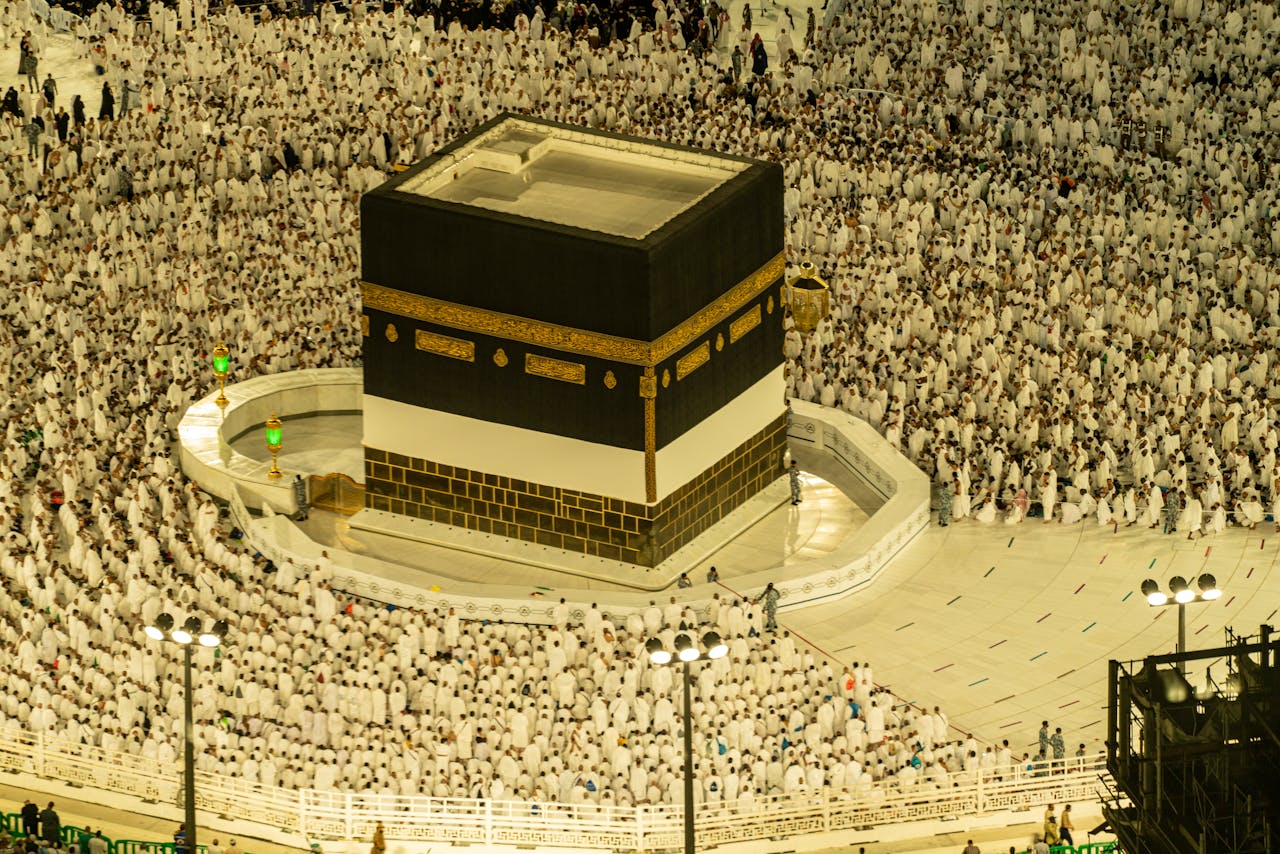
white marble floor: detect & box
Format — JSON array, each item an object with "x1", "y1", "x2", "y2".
[
  {"x1": 782, "y1": 516, "x2": 1278, "y2": 750},
  {"x1": 2, "y1": 22, "x2": 99, "y2": 130},
  {"x1": 229, "y1": 413, "x2": 365, "y2": 481}
]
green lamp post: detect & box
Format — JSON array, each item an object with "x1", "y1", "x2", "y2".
[
  {"x1": 266, "y1": 414, "x2": 283, "y2": 479},
  {"x1": 212, "y1": 342, "x2": 230, "y2": 409}
]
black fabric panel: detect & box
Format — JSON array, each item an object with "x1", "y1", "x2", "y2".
[
  {"x1": 644, "y1": 161, "x2": 785, "y2": 336},
  {"x1": 361, "y1": 195, "x2": 653, "y2": 339},
  {"x1": 362, "y1": 113, "x2": 782, "y2": 342},
  {"x1": 363, "y1": 310, "x2": 646, "y2": 450},
  {"x1": 654, "y1": 290, "x2": 784, "y2": 449}
]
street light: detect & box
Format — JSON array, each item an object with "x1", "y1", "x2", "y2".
[
  {"x1": 144, "y1": 612, "x2": 228, "y2": 854},
  {"x1": 646, "y1": 628, "x2": 726, "y2": 854},
  {"x1": 1140, "y1": 574, "x2": 1221, "y2": 673}
]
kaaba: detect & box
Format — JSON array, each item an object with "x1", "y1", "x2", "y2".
[{"x1": 360, "y1": 114, "x2": 786, "y2": 567}]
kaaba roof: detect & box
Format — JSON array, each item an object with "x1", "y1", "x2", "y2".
[
  {"x1": 361, "y1": 113, "x2": 782, "y2": 343},
  {"x1": 391, "y1": 115, "x2": 749, "y2": 240}
]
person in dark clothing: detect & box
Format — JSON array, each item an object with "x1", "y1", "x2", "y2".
[
  {"x1": 39, "y1": 803, "x2": 59, "y2": 845},
  {"x1": 99, "y1": 82, "x2": 115, "y2": 120},
  {"x1": 2, "y1": 86, "x2": 22, "y2": 119},
  {"x1": 20, "y1": 800, "x2": 38, "y2": 837},
  {"x1": 19, "y1": 34, "x2": 38, "y2": 92},
  {"x1": 71, "y1": 93, "x2": 86, "y2": 126},
  {"x1": 750, "y1": 34, "x2": 768, "y2": 75},
  {"x1": 54, "y1": 107, "x2": 69, "y2": 142},
  {"x1": 68, "y1": 129, "x2": 83, "y2": 167}
]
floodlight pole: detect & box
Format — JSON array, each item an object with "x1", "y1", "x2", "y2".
[
  {"x1": 646, "y1": 630, "x2": 724, "y2": 854},
  {"x1": 682, "y1": 659, "x2": 694, "y2": 854},
  {"x1": 186, "y1": 645, "x2": 198, "y2": 854},
  {"x1": 1177, "y1": 603, "x2": 1186, "y2": 674}
]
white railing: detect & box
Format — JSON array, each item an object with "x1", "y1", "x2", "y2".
[
  {"x1": 0, "y1": 725, "x2": 1108, "y2": 848},
  {"x1": 178, "y1": 367, "x2": 363, "y2": 515}
]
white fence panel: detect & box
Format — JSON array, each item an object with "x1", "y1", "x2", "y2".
[{"x1": 0, "y1": 727, "x2": 1110, "y2": 849}]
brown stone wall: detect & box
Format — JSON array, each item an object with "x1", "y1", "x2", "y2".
[{"x1": 364, "y1": 414, "x2": 786, "y2": 567}]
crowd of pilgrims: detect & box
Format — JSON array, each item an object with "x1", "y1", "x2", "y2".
[{"x1": 0, "y1": 0, "x2": 1278, "y2": 810}]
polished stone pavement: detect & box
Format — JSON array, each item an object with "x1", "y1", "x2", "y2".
[{"x1": 244, "y1": 412, "x2": 1280, "y2": 761}]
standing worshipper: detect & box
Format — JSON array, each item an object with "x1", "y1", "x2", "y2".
[
  {"x1": 371, "y1": 823, "x2": 386, "y2": 854},
  {"x1": 99, "y1": 82, "x2": 115, "y2": 121},
  {"x1": 24, "y1": 115, "x2": 41, "y2": 161},
  {"x1": 71, "y1": 94, "x2": 85, "y2": 127},
  {"x1": 1181, "y1": 491, "x2": 1203, "y2": 539},
  {"x1": 21, "y1": 801, "x2": 37, "y2": 837},
  {"x1": 39, "y1": 803, "x2": 59, "y2": 845},
  {"x1": 761, "y1": 583, "x2": 780, "y2": 630},
  {"x1": 19, "y1": 35, "x2": 38, "y2": 92},
  {"x1": 1059, "y1": 805, "x2": 1075, "y2": 846},
  {"x1": 749, "y1": 34, "x2": 767, "y2": 75},
  {"x1": 2, "y1": 86, "x2": 19, "y2": 118},
  {"x1": 937, "y1": 476, "x2": 953, "y2": 526},
  {"x1": 789, "y1": 460, "x2": 803, "y2": 505},
  {"x1": 41, "y1": 74, "x2": 56, "y2": 108},
  {"x1": 1163, "y1": 490, "x2": 1181, "y2": 535},
  {"x1": 1049, "y1": 727, "x2": 1066, "y2": 771}
]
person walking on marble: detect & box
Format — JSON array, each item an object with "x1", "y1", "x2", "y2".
[
  {"x1": 761, "y1": 582, "x2": 780, "y2": 630},
  {"x1": 788, "y1": 460, "x2": 803, "y2": 505},
  {"x1": 937, "y1": 475, "x2": 953, "y2": 527}
]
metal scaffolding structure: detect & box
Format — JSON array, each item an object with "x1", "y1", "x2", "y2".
[{"x1": 1104, "y1": 624, "x2": 1279, "y2": 854}]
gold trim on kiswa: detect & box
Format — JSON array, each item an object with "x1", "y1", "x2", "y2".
[
  {"x1": 729, "y1": 304, "x2": 761, "y2": 343},
  {"x1": 415, "y1": 329, "x2": 476, "y2": 362},
  {"x1": 525, "y1": 353, "x2": 586, "y2": 384},
  {"x1": 643, "y1": 368, "x2": 657, "y2": 503},
  {"x1": 361, "y1": 252, "x2": 783, "y2": 367},
  {"x1": 639, "y1": 372, "x2": 657, "y2": 399},
  {"x1": 675, "y1": 341, "x2": 711, "y2": 381}
]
